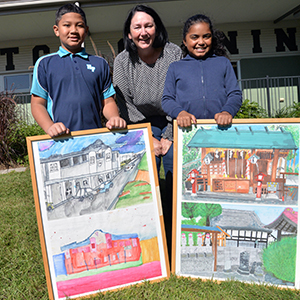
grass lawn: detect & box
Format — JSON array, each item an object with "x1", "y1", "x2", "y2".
[{"x1": 1, "y1": 169, "x2": 300, "y2": 299}]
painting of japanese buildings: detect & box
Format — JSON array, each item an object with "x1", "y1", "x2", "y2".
[
  {"x1": 27, "y1": 125, "x2": 168, "y2": 300},
  {"x1": 173, "y1": 120, "x2": 300, "y2": 288},
  {"x1": 180, "y1": 123, "x2": 299, "y2": 205},
  {"x1": 179, "y1": 203, "x2": 298, "y2": 287}
]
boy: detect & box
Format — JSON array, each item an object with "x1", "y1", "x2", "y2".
[{"x1": 31, "y1": 3, "x2": 126, "y2": 137}]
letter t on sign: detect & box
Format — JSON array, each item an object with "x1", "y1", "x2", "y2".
[{"x1": 0, "y1": 47, "x2": 19, "y2": 71}]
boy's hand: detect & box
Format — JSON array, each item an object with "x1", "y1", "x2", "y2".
[
  {"x1": 106, "y1": 117, "x2": 127, "y2": 130},
  {"x1": 177, "y1": 111, "x2": 197, "y2": 127},
  {"x1": 214, "y1": 111, "x2": 232, "y2": 126},
  {"x1": 46, "y1": 123, "x2": 70, "y2": 138}
]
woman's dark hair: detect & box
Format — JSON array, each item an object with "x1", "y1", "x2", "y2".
[
  {"x1": 123, "y1": 5, "x2": 168, "y2": 56},
  {"x1": 181, "y1": 14, "x2": 227, "y2": 58},
  {"x1": 55, "y1": 3, "x2": 87, "y2": 26}
]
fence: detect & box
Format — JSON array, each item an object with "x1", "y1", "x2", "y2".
[
  {"x1": 238, "y1": 75, "x2": 300, "y2": 117},
  {"x1": 13, "y1": 93, "x2": 35, "y2": 124}
]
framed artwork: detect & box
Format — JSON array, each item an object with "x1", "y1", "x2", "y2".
[
  {"x1": 26, "y1": 123, "x2": 169, "y2": 300},
  {"x1": 172, "y1": 118, "x2": 300, "y2": 288}
]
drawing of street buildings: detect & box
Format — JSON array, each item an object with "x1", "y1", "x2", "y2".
[{"x1": 38, "y1": 135, "x2": 146, "y2": 219}]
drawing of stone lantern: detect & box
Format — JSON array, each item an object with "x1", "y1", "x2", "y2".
[
  {"x1": 254, "y1": 172, "x2": 267, "y2": 200},
  {"x1": 187, "y1": 169, "x2": 199, "y2": 195}
]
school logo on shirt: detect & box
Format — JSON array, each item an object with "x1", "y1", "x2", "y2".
[{"x1": 86, "y1": 64, "x2": 96, "y2": 72}]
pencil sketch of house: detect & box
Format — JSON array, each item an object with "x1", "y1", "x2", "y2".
[{"x1": 40, "y1": 138, "x2": 145, "y2": 220}]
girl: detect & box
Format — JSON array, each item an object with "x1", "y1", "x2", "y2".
[{"x1": 162, "y1": 14, "x2": 242, "y2": 128}]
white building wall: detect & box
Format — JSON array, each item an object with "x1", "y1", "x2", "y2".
[{"x1": 0, "y1": 20, "x2": 299, "y2": 92}]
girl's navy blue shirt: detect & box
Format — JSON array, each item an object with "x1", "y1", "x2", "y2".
[{"x1": 162, "y1": 54, "x2": 242, "y2": 120}]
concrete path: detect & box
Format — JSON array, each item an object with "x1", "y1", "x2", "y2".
[{"x1": 0, "y1": 167, "x2": 27, "y2": 175}]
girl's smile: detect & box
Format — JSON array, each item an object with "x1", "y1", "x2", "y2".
[{"x1": 183, "y1": 22, "x2": 212, "y2": 59}]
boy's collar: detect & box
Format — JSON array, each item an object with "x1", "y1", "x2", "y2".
[{"x1": 58, "y1": 46, "x2": 88, "y2": 59}]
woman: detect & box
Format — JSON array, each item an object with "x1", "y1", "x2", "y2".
[
  {"x1": 113, "y1": 4, "x2": 181, "y2": 178},
  {"x1": 113, "y1": 4, "x2": 181, "y2": 258}
]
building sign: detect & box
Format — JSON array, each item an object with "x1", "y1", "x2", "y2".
[{"x1": 0, "y1": 27, "x2": 299, "y2": 71}]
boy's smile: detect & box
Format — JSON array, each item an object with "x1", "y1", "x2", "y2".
[
  {"x1": 183, "y1": 22, "x2": 212, "y2": 59},
  {"x1": 53, "y1": 12, "x2": 88, "y2": 54}
]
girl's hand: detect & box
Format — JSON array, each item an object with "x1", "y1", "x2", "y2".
[
  {"x1": 214, "y1": 111, "x2": 232, "y2": 126},
  {"x1": 177, "y1": 111, "x2": 197, "y2": 127},
  {"x1": 46, "y1": 123, "x2": 70, "y2": 138},
  {"x1": 106, "y1": 117, "x2": 127, "y2": 129},
  {"x1": 152, "y1": 137, "x2": 162, "y2": 157},
  {"x1": 160, "y1": 138, "x2": 172, "y2": 156}
]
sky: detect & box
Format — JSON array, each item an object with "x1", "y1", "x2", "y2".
[{"x1": 37, "y1": 129, "x2": 146, "y2": 159}]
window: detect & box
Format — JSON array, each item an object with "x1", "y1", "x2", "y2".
[
  {"x1": 49, "y1": 162, "x2": 58, "y2": 172},
  {"x1": 73, "y1": 156, "x2": 80, "y2": 165},
  {"x1": 90, "y1": 156, "x2": 95, "y2": 165},
  {"x1": 4, "y1": 74, "x2": 31, "y2": 92},
  {"x1": 60, "y1": 158, "x2": 70, "y2": 168}
]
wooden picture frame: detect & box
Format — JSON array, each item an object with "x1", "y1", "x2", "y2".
[
  {"x1": 172, "y1": 118, "x2": 300, "y2": 288},
  {"x1": 26, "y1": 123, "x2": 169, "y2": 300}
]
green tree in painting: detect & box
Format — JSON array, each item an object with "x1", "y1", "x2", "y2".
[
  {"x1": 182, "y1": 202, "x2": 203, "y2": 220},
  {"x1": 198, "y1": 203, "x2": 222, "y2": 226},
  {"x1": 268, "y1": 125, "x2": 299, "y2": 173},
  {"x1": 285, "y1": 125, "x2": 299, "y2": 173},
  {"x1": 181, "y1": 202, "x2": 222, "y2": 245},
  {"x1": 182, "y1": 127, "x2": 202, "y2": 165},
  {"x1": 182, "y1": 202, "x2": 222, "y2": 226},
  {"x1": 182, "y1": 202, "x2": 206, "y2": 246},
  {"x1": 263, "y1": 237, "x2": 296, "y2": 283}
]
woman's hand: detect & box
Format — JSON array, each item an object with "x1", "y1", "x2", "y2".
[
  {"x1": 152, "y1": 137, "x2": 163, "y2": 157},
  {"x1": 160, "y1": 138, "x2": 172, "y2": 155},
  {"x1": 177, "y1": 111, "x2": 197, "y2": 127},
  {"x1": 214, "y1": 111, "x2": 233, "y2": 126}
]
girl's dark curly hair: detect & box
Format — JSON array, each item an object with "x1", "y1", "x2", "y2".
[{"x1": 181, "y1": 14, "x2": 228, "y2": 58}]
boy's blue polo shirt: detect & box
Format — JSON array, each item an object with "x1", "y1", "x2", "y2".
[{"x1": 31, "y1": 47, "x2": 115, "y2": 131}]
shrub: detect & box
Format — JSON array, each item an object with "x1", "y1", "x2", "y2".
[
  {"x1": 269, "y1": 102, "x2": 300, "y2": 118},
  {"x1": 0, "y1": 92, "x2": 19, "y2": 167},
  {"x1": 283, "y1": 102, "x2": 300, "y2": 118},
  {"x1": 235, "y1": 99, "x2": 268, "y2": 119},
  {"x1": 8, "y1": 122, "x2": 44, "y2": 165},
  {"x1": 0, "y1": 92, "x2": 44, "y2": 167}
]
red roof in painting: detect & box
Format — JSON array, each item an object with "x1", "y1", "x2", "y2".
[{"x1": 283, "y1": 207, "x2": 298, "y2": 224}]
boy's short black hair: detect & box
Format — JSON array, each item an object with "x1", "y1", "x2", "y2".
[
  {"x1": 55, "y1": 3, "x2": 87, "y2": 25},
  {"x1": 123, "y1": 5, "x2": 168, "y2": 56}
]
